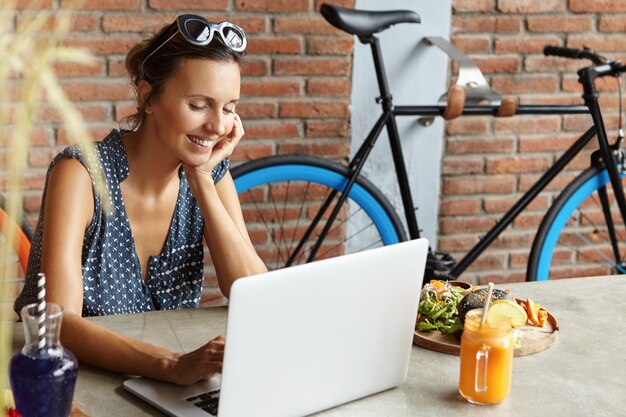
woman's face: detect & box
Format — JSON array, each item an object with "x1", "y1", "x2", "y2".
[{"x1": 147, "y1": 58, "x2": 241, "y2": 167}]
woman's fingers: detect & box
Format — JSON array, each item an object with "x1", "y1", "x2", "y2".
[{"x1": 171, "y1": 336, "x2": 226, "y2": 385}]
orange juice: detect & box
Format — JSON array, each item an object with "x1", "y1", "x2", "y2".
[{"x1": 458, "y1": 309, "x2": 513, "y2": 405}]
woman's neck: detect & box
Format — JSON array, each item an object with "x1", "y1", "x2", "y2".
[{"x1": 121, "y1": 127, "x2": 180, "y2": 194}]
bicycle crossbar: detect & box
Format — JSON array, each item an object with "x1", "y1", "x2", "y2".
[{"x1": 393, "y1": 104, "x2": 590, "y2": 117}]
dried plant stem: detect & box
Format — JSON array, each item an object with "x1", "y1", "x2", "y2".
[{"x1": 0, "y1": 6, "x2": 107, "y2": 411}]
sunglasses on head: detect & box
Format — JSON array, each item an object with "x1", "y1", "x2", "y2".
[{"x1": 140, "y1": 14, "x2": 247, "y2": 78}]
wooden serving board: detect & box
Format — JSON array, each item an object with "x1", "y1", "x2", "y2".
[{"x1": 413, "y1": 305, "x2": 559, "y2": 357}]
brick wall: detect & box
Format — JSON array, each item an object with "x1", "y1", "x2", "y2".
[
  {"x1": 3, "y1": 1, "x2": 625, "y2": 298},
  {"x1": 445, "y1": 0, "x2": 626, "y2": 284}
]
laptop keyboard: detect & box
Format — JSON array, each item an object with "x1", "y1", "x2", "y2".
[{"x1": 186, "y1": 389, "x2": 221, "y2": 415}]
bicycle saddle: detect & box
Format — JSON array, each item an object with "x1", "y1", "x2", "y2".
[{"x1": 320, "y1": 3, "x2": 420, "y2": 38}]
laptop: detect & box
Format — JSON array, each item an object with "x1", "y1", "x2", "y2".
[{"x1": 124, "y1": 238, "x2": 428, "y2": 417}]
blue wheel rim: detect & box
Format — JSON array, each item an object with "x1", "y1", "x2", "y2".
[
  {"x1": 234, "y1": 165, "x2": 401, "y2": 245},
  {"x1": 536, "y1": 170, "x2": 626, "y2": 280}
]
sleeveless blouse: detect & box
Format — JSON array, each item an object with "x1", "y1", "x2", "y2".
[{"x1": 14, "y1": 129, "x2": 229, "y2": 317}]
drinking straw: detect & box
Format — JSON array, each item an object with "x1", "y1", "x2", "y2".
[
  {"x1": 480, "y1": 282, "x2": 494, "y2": 327},
  {"x1": 36, "y1": 272, "x2": 46, "y2": 352}
]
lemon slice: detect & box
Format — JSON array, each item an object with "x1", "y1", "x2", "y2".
[{"x1": 487, "y1": 299, "x2": 528, "y2": 327}]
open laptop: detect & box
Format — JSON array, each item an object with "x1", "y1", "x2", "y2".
[{"x1": 124, "y1": 238, "x2": 428, "y2": 417}]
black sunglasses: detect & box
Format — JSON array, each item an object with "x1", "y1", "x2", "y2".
[{"x1": 140, "y1": 14, "x2": 247, "y2": 78}]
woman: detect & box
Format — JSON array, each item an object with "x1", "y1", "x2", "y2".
[{"x1": 14, "y1": 15, "x2": 267, "y2": 385}]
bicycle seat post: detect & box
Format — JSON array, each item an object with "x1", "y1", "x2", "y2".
[
  {"x1": 359, "y1": 35, "x2": 394, "y2": 111},
  {"x1": 356, "y1": 34, "x2": 421, "y2": 239}
]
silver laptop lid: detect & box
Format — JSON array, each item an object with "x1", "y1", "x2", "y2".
[{"x1": 218, "y1": 238, "x2": 428, "y2": 417}]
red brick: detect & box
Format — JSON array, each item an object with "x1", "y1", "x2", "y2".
[
  {"x1": 54, "y1": 60, "x2": 104, "y2": 78},
  {"x1": 308, "y1": 37, "x2": 354, "y2": 55},
  {"x1": 483, "y1": 195, "x2": 550, "y2": 213},
  {"x1": 518, "y1": 171, "x2": 579, "y2": 192},
  {"x1": 241, "y1": 59, "x2": 270, "y2": 77},
  {"x1": 61, "y1": 0, "x2": 141, "y2": 9},
  {"x1": 279, "y1": 101, "x2": 349, "y2": 119},
  {"x1": 495, "y1": 36, "x2": 562, "y2": 53},
  {"x1": 497, "y1": 0, "x2": 564, "y2": 12},
  {"x1": 562, "y1": 114, "x2": 594, "y2": 131},
  {"x1": 486, "y1": 155, "x2": 553, "y2": 174},
  {"x1": 491, "y1": 75, "x2": 558, "y2": 93},
  {"x1": 527, "y1": 16, "x2": 592, "y2": 33},
  {"x1": 62, "y1": 81, "x2": 134, "y2": 101},
  {"x1": 235, "y1": 0, "x2": 309, "y2": 12},
  {"x1": 274, "y1": 58, "x2": 350, "y2": 76},
  {"x1": 569, "y1": 0, "x2": 626, "y2": 12},
  {"x1": 568, "y1": 34, "x2": 626, "y2": 52},
  {"x1": 274, "y1": 17, "x2": 341, "y2": 35},
  {"x1": 102, "y1": 14, "x2": 174, "y2": 33},
  {"x1": 277, "y1": 141, "x2": 349, "y2": 158},
  {"x1": 0, "y1": 128, "x2": 51, "y2": 148},
  {"x1": 598, "y1": 16, "x2": 626, "y2": 32},
  {"x1": 243, "y1": 122, "x2": 299, "y2": 139},
  {"x1": 306, "y1": 79, "x2": 350, "y2": 97},
  {"x1": 519, "y1": 133, "x2": 582, "y2": 153},
  {"x1": 37, "y1": 104, "x2": 109, "y2": 123},
  {"x1": 442, "y1": 175, "x2": 516, "y2": 195},
  {"x1": 114, "y1": 103, "x2": 135, "y2": 122},
  {"x1": 237, "y1": 102, "x2": 277, "y2": 119},
  {"x1": 23, "y1": 194, "x2": 43, "y2": 213},
  {"x1": 56, "y1": 126, "x2": 113, "y2": 146},
  {"x1": 441, "y1": 158, "x2": 484, "y2": 175},
  {"x1": 451, "y1": 35, "x2": 492, "y2": 53},
  {"x1": 439, "y1": 215, "x2": 500, "y2": 234},
  {"x1": 473, "y1": 55, "x2": 519, "y2": 74},
  {"x1": 247, "y1": 37, "x2": 302, "y2": 54},
  {"x1": 148, "y1": 0, "x2": 228, "y2": 11},
  {"x1": 445, "y1": 117, "x2": 490, "y2": 135},
  {"x1": 28, "y1": 148, "x2": 56, "y2": 168},
  {"x1": 13, "y1": 0, "x2": 53, "y2": 7},
  {"x1": 439, "y1": 198, "x2": 481, "y2": 216},
  {"x1": 452, "y1": 16, "x2": 522, "y2": 34},
  {"x1": 231, "y1": 143, "x2": 274, "y2": 162},
  {"x1": 108, "y1": 58, "x2": 128, "y2": 77},
  {"x1": 494, "y1": 116, "x2": 560, "y2": 133},
  {"x1": 446, "y1": 136, "x2": 515, "y2": 154},
  {"x1": 241, "y1": 80, "x2": 302, "y2": 97},
  {"x1": 453, "y1": 0, "x2": 495, "y2": 12},
  {"x1": 524, "y1": 55, "x2": 584, "y2": 73},
  {"x1": 306, "y1": 121, "x2": 349, "y2": 138},
  {"x1": 62, "y1": 36, "x2": 141, "y2": 56},
  {"x1": 16, "y1": 12, "x2": 98, "y2": 32}
]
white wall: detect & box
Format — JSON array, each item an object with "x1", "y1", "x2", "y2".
[{"x1": 351, "y1": 1, "x2": 452, "y2": 248}]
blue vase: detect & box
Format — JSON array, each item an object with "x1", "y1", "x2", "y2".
[{"x1": 10, "y1": 303, "x2": 78, "y2": 417}]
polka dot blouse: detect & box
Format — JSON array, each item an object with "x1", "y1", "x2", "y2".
[{"x1": 14, "y1": 129, "x2": 229, "y2": 317}]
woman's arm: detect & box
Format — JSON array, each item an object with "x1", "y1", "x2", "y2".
[
  {"x1": 41, "y1": 158, "x2": 223, "y2": 385},
  {"x1": 186, "y1": 170, "x2": 267, "y2": 298},
  {"x1": 183, "y1": 114, "x2": 267, "y2": 298}
]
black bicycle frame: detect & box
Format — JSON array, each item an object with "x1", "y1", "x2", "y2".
[{"x1": 294, "y1": 35, "x2": 626, "y2": 277}]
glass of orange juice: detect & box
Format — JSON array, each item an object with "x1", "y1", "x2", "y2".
[{"x1": 458, "y1": 309, "x2": 513, "y2": 405}]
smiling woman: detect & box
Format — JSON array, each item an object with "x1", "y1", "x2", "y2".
[{"x1": 12, "y1": 14, "x2": 267, "y2": 386}]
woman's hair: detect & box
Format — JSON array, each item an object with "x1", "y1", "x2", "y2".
[{"x1": 124, "y1": 21, "x2": 246, "y2": 130}]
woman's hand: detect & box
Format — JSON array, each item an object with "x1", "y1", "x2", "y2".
[
  {"x1": 183, "y1": 113, "x2": 244, "y2": 183},
  {"x1": 168, "y1": 335, "x2": 225, "y2": 386}
]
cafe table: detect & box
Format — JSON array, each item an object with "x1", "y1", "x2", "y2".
[{"x1": 11, "y1": 274, "x2": 625, "y2": 417}]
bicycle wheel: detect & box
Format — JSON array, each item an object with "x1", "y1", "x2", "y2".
[
  {"x1": 527, "y1": 165, "x2": 626, "y2": 280},
  {"x1": 231, "y1": 154, "x2": 407, "y2": 269}
]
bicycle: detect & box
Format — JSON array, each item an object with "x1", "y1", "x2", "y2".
[{"x1": 231, "y1": 4, "x2": 626, "y2": 282}]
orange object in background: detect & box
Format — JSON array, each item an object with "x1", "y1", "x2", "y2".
[{"x1": 459, "y1": 310, "x2": 514, "y2": 405}]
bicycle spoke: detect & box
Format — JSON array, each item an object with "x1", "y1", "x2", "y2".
[{"x1": 565, "y1": 227, "x2": 626, "y2": 273}]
